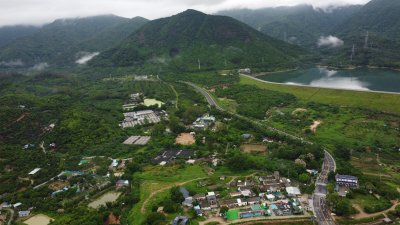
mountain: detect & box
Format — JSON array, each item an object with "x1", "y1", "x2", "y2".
[
  {"x1": 328, "y1": 0, "x2": 400, "y2": 68},
  {"x1": 218, "y1": 5, "x2": 362, "y2": 48},
  {"x1": 91, "y1": 10, "x2": 311, "y2": 71},
  {"x1": 0, "y1": 25, "x2": 40, "y2": 47},
  {"x1": 0, "y1": 15, "x2": 148, "y2": 68}
]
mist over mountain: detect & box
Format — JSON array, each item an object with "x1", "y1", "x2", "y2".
[
  {"x1": 218, "y1": 4, "x2": 362, "y2": 48},
  {"x1": 91, "y1": 9, "x2": 311, "y2": 71},
  {"x1": 0, "y1": 15, "x2": 148, "y2": 67}
]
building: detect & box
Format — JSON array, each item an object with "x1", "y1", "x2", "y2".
[
  {"x1": 238, "y1": 68, "x2": 251, "y2": 74},
  {"x1": 238, "y1": 206, "x2": 264, "y2": 219},
  {"x1": 206, "y1": 192, "x2": 218, "y2": 208},
  {"x1": 247, "y1": 197, "x2": 260, "y2": 205},
  {"x1": 28, "y1": 168, "x2": 41, "y2": 175},
  {"x1": 193, "y1": 193, "x2": 206, "y2": 201},
  {"x1": 194, "y1": 205, "x2": 203, "y2": 216},
  {"x1": 172, "y1": 216, "x2": 189, "y2": 225},
  {"x1": 18, "y1": 210, "x2": 30, "y2": 218},
  {"x1": 180, "y1": 187, "x2": 193, "y2": 207},
  {"x1": 335, "y1": 174, "x2": 358, "y2": 187},
  {"x1": 152, "y1": 150, "x2": 195, "y2": 165},
  {"x1": 120, "y1": 110, "x2": 167, "y2": 128},
  {"x1": 192, "y1": 114, "x2": 216, "y2": 129},
  {"x1": 219, "y1": 199, "x2": 239, "y2": 208},
  {"x1": 123, "y1": 136, "x2": 151, "y2": 145},
  {"x1": 116, "y1": 180, "x2": 129, "y2": 188},
  {"x1": 286, "y1": 187, "x2": 301, "y2": 197}
]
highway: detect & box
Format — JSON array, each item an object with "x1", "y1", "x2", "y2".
[
  {"x1": 313, "y1": 150, "x2": 337, "y2": 225},
  {"x1": 184, "y1": 81, "x2": 338, "y2": 225}
]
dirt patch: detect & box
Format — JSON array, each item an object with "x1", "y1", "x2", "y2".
[
  {"x1": 292, "y1": 108, "x2": 308, "y2": 115},
  {"x1": 16, "y1": 112, "x2": 29, "y2": 122},
  {"x1": 175, "y1": 133, "x2": 196, "y2": 145},
  {"x1": 48, "y1": 181, "x2": 69, "y2": 191},
  {"x1": 23, "y1": 214, "x2": 54, "y2": 225},
  {"x1": 310, "y1": 120, "x2": 322, "y2": 133},
  {"x1": 240, "y1": 144, "x2": 267, "y2": 153}
]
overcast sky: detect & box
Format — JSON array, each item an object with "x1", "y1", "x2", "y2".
[{"x1": 0, "y1": 0, "x2": 370, "y2": 27}]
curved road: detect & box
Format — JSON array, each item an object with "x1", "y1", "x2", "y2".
[
  {"x1": 184, "y1": 81, "x2": 338, "y2": 225},
  {"x1": 313, "y1": 150, "x2": 337, "y2": 225}
]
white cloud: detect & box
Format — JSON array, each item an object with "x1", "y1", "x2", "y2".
[
  {"x1": 317, "y1": 35, "x2": 344, "y2": 48},
  {"x1": 32, "y1": 62, "x2": 49, "y2": 70},
  {"x1": 0, "y1": 0, "x2": 370, "y2": 27},
  {"x1": 75, "y1": 52, "x2": 100, "y2": 65},
  {"x1": 0, "y1": 60, "x2": 24, "y2": 67}
]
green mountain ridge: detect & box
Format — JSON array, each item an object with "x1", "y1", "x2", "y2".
[
  {"x1": 218, "y1": 5, "x2": 362, "y2": 48},
  {"x1": 0, "y1": 25, "x2": 41, "y2": 48},
  {"x1": 91, "y1": 9, "x2": 311, "y2": 71},
  {"x1": 0, "y1": 15, "x2": 149, "y2": 67},
  {"x1": 328, "y1": 0, "x2": 400, "y2": 68}
]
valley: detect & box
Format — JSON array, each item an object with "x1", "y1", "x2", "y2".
[{"x1": 0, "y1": 1, "x2": 400, "y2": 225}]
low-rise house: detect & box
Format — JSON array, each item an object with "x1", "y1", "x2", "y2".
[
  {"x1": 206, "y1": 192, "x2": 218, "y2": 208},
  {"x1": 193, "y1": 193, "x2": 206, "y2": 201},
  {"x1": 18, "y1": 210, "x2": 30, "y2": 218},
  {"x1": 199, "y1": 201, "x2": 211, "y2": 211},
  {"x1": 247, "y1": 197, "x2": 260, "y2": 205},
  {"x1": 237, "y1": 198, "x2": 248, "y2": 207},
  {"x1": 194, "y1": 205, "x2": 203, "y2": 216},
  {"x1": 13, "y1": 202, "x2": 22, "y2": 208},
  {"x1": 286, "y1": 187, "x2": 301, "y2": 197},
  {"x1": 238, "y1": 206, "x2": 264, "y2": 219},
  {"x1": 172, "y1": 216, "x2": 189, "y2": 225},
  {"x1": 335, "y1": 174, "x2": 358, "y2": 187},
  {"x1": 219, "y1": 199, "x2": 239, "y2": 208},
  {"x1": 230, "y1": 191, "x2": 242, "y2": 198},
  {"x1": 240, "y1": 189, "x2": 255, "y2": 197},
  {"x1": 152, "y1": 150, "x2": 195, "y2": 165},
  {"x1": 116, "y1": 180, "x2": 129, "y2": 188}
]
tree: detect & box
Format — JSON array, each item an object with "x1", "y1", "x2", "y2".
[
  {"x1": 170, "y1": 186, "x2": 184, "y2": 203},
  {"x1": 298, "y1": 173, "x2": 311, "y2": 184},
  {"x1": 336, "y1": 199, "x2": 353, "y2": 216},
  {"x1": 146, "y1": 212, "x2": 166, "y2": 225},
  {"x1": 220, "y1": 206, "x2": 229, "y2": 215},
  {"x1": 163, "y1": 199, "x2": 179, "y2": 213}
]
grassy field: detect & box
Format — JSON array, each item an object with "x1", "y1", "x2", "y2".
[
  {"x1": 240, "y1": 75, "x2": 400, "y2": 115},
  {"x1": 351, "y1": 194, "x2": 392, "y2": 214},
  {"x1": 128, "y1": 165, "x2": 207, "y2": 225}
]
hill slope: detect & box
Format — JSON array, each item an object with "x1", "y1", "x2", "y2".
[
  {"x1": 0, "y1": 25, "x2": 40, "y2": 48},
  {"x1": 91, "y1": 10, "x2": 311, "y2": 71},
  {"x1": 329, "y1": 0, "x2": 400, "y2": 68},
  {"x1": 0, "y1": 15, "x2": 148, "y2": 67},
  {"x1": 218, "y1": 5, "x2": 361, "y2": 48}
]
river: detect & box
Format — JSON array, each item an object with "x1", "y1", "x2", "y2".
[{"x1": 257, "y1": 67, "x2": 400, "y2": 93}]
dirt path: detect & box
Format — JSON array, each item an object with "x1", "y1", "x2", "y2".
[
  {"x1": 140, "y1": 177, "x2": 206, "y2": 213},
  {"x1": 352, "y1": 200, "x2": 399, "y2": 219}
]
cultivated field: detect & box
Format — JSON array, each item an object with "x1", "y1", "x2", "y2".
[{"x1": 240, "y1": 144, "x2": 268, "y2": 154}]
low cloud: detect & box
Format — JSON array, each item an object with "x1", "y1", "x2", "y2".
[
  {"x1": 32, "y1": 62, "x2": 49, "y2": 70},
  {"x1": 0, "y1": 59, "x2": 24, "y2": 67},
  {"x1": 76, "y1": 52, "x2": 99, "y2": 65},
  {"x1": 317, "y1": 35, "x2": 344, "y2": 48}
]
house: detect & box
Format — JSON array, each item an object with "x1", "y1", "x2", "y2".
[
  {"x1": 180, "y1": 187, "x2": 193, "y2": 207},
  {"x1": 266, "y1": 194, "x2": 276, "y2": 202},
  {"x1": 238, "y1": 68, "x2": 251, "y2": 74},
  {"x1": 230, "y1": 191, "x2": 242, "y2": 198},
  {"x1": 242, "y1": 134, "x2": 252, "y2": 139},
  {"x1": 247, "y1": 197, "x2": 260, "y2": 205},
  {"x1": 286, "y1": 187, "x2": 301, "y2": 197},
  {"x1": 335, "y1": 174, "x2": 358, "y2": 187},
  {"x1": 193, "y1": 193, "x2": 206, "y2": 201},
  {"x1": 28, "y1": 168, "x2": 41, "y2": 175},
  {"x1": 206, "y1": 192, "x2": 218, "y2": 208},
  {"x1": 219, "y1": 199, "x2": 238, "y2": 208},
  {"x1": 237, "y1": 198, "x2": 248, "y2": 207},
  {"x1": 194, "y1": 205, "x2": 203, "y2": 216},
  {"x1": 116, "y1": 180, "x2": 129, "y2": 188},
  {"x1": 199, "y1": 201, "x2": 211, "y2": 211},
  {"x1": 152, "y1": 150, "x2": 195, "y2": 165},
  {"x1": 192, "y1": 114, "x2": 216, "y2": 129},
  {"x1": 109, "y1": 159, "x2": 119, "y2": 169},
  {"x1": 13, "y1": 202, "x2": 22, "y2": 208},
  {"x1": 172, "y1": 216, "x2": 189, "y2": 225},
  {"x1": 238, "y1": 207, "x2": 264, "y2": 219},
  {"x1": 240, "y1": 189, "x2": 254, "y2": 197},
  {"x1": 18, "y1": 210, "x2": 30, "y2": 218}
]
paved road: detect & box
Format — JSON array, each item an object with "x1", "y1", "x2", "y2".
[
  {"x1": 184, "y1": 82, "x2": 224, "y2": 111},
  {"x1": 184, "y1": 82, "x2": 338, "y2": 225},
  {"x1": 183, "y1": 82, "x2": 311, "y2": 144},
  {"x1": 313, "y1": 151, "x2": 337, "y2": 225}
]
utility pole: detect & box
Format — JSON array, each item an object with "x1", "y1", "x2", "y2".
[{"x1": 198, "y1": 58, "x2": 201, "y2": 70}]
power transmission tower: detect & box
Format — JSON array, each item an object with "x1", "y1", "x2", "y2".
[
  {"x1": 364, "y1": 31, "x2": 369, "y2": 49},
  {"x1": 350, "y1": 44, "x2": 355, "y2": 61}
]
